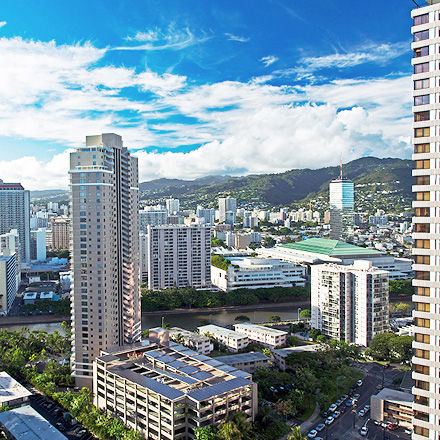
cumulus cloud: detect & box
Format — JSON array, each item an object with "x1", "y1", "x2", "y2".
[
  {"x1": 0, "y1": 22, "x2": 6, "y2": 28},
  {"x1": 260, "y1": 55, "x2": 279, "y2": 67}
]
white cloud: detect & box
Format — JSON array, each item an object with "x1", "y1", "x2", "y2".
[
  {"x1": 0, "y1": 22, "x2": 6, "y2": 28},
  {"x1": 260, "y1": 55, "x2": 279, "y2": 67},
  {"x1": 225, "y1": 33, "x2": 250, "y2": 43}
]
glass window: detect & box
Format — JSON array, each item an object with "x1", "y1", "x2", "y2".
[
  {"x1": 416, "y1": 286, "x2": 430, "y2": 296},
  {"x1": 414, "y1": 143, "x2": 430, "y2": 154},
  {"x1": 414, "y1": 79, "x2": 430, "y2": 90},
  {"x1": 415, "y1": 159, "x2": 430, "y2": 169},
  {"x1": 415, "y1": 62, "x2": 429, "y2": 74},
  {"x1": 414, "y1": 14, "x2": 429, "y2": 26},
  {"x1": 414, "y1": 95, "x2": 429, "y2": 106},
  {"x1": 415, "y1": 239, "x2": 430, "y2": 249},
  {"x1": 414, "y1": 46, "x2": 429, "y2": 57},
  {"x1": 414, "y1": 224, "x2": 430, "y2": 233},
  {"x1": 414, "y1": 30, "x2": 430, "y2": 42},
  {"x1": 415, "y1": 127, "x2": 430, "y2": 138},
  {"x1": 414, "y1": 110, "x2": 430, "y2": 121},
  {"x1": 415, "y1": 302, "x2": 430, "y2": 312},
  {"x1": 415, "y1": 191, "x2": 430, "y2": 201}
]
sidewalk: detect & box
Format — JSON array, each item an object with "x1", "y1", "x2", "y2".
[{"x1": 299, "y1": 402, "x2": 321, "y2": 433}]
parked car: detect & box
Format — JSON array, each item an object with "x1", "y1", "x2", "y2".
[
  {"x1": 356, "y1": 380, "x2": 363, "y2": 387},
  {"x1": 328, "y1": 404, "x2": 337, "y2": 412},
  {"x1": 387, "y1": 423, "x2": 398, "y2": 431},
  {"x1": 353, "y1": 393, "x2": 360, "y2": 400},
  {"x1": 325, "y1": 416, "x2": 334, "y2": 425},
  {"x1": 360, "y1": 426, "x2": 368, "y2": 436},
  {"x1": 315, "y1": 424, "x2": 325, "y2": 432},
  {"x1": 307, "y1": 430, "x2": 317, "y2": 439},
  {"x1": 333, "y1": 411, "x2": 341, "y2": 419},
  {"x1": 363, "y1": 405, "x2": 370, "y2": 412},
  {"x1": 55, "y1": 422, "x2": 66, "y2": 432},
  {"x1": 346, "y1": 399, "x2": 353, "y2": 407},
  {"x1": 358, "y1": 409, "x2": 366, "y2": 417},
  {"x1": 76, "y1": 429, "x2": 87, "y2": 438},
  {"x1": 405, "y1": 427, "x2": 412, "y2": 434}
]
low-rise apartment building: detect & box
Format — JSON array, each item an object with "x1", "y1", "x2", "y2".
[
  {"x1": 198, "y1": 325, "x2": 249, "y2": 352},
  {"x1": 94, "y1": 329, "x2": 257, "y2": 440},
  {"x1": 168, "y1": 328, "x2": 213, "y2": 355},
  {"x1": 217, "y1": 352, "x2": 270, "y2": 374},
  {"x1": 233, "y1": 323, "x2": 287, "y2": 348},
  {"x1": 370, "y1": 388, "x2": 413, "y2": 427},
  {"x1": 0, "y1": 372, "x2": 32, "y2": 408}
]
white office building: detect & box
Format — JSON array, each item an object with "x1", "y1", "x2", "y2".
[
  {"x1": 145, "y1": 225, "x2": 211, "y2": 290},
  {"x1": 234, "y1": 322, "x2": 287, "y2": 348},
  {"x1": 311, "y1": 260, "x2": 389, "y2": 347},
  {"x1": 198, "y1": 325, "x2": 249, "y2": 352},
  {"x1": 30, "y1": 228, "x2": 46, "y2": 262},
  {"x1": 218, "y1": 196, "x2": 236, "y2": 225},
  {"x1": 0, "y1": 250, "x2": 19, "y2": 314},
  {"x1": 140, "y1": 206, "x2": 168, "y2": 231},
  {"x1": 329, "y1": 179, "x2": 354, "y2": 242},
  {"x1": 166, "y1": 198, "x2": 180, "y2": 215},
  {"x1": 211, "y1": 257, "x2": 306, "y2": 292}
]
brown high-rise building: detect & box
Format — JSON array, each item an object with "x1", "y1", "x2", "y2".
[
  {"x1": 412, "y1": 3, "x2": 440, "y2": 439},
  {"x1": 69, "y1": 133, "x2": 141, "y2": 387},
  {"x1": 51, "y1": 217, "x2": 70, "y2": 250}
]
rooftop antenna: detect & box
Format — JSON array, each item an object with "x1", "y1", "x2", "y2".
[
  {"x1": 340, "y1": 155, "x2": 343, "y2": 180},
  {"x1": 412, "y1": 0, "x2": 419, "y2": 6}
]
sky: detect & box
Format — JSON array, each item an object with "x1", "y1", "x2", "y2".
[{"x1": 0, "y1": 0, "x2": 415, "y2": 190}]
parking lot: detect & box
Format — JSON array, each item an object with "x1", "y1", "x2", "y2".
[{"x1": 29, "y1": 394, "x2": 95, "y2": 440}]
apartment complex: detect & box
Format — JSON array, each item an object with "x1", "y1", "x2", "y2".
[
  {"x1": 51, "y1": 217, "x2": 70, "y2": 249},
  {"x1": 93, "y1": 330, "x2": 257, "y2": 440},
  {"x1": 311, "y1": 260, "x2": 389, "y2": 346},
  {"x1": 370, "y1": 388, "x2": 413, "y2": 428},
  {"x1": 140, "y1": 207, "x2": 168, "y2": 231},
  {"x1": 166, "y1": 198, "x2": 180, "y2": 215},
  {"x1": 0, "y1": 251, "x2": 19, "y2": 314},
  {"x1": 329, "y1": 179, "x2": 354, "y2": 242},
  {"x1": 411, "y1": 3, "x2": 440, "y2": 438},
  {"x1": 218, "y1": 196, "x2": 236, "y2": 225},
  {"x1": 233, "y1": 323, "x2": 287, "y2": 349},
  {"x1": 0, "y1": 180, "x2": 30, "y2": 262},
  {"x1": 69, "y1": 133, "x2": 141, "y2": 387},
  {"x1": 168, "y1": 327, "x2": 213, "y2": 355},
  {"x1": 211, "y1": 257, "x2": 306, "y2": 292},
  {"x1": 198, "y1": 325, "x2": 249, "y2": 352},
  {"x1": 144, "y1": 225, "x2": 211, "y2": 290}
]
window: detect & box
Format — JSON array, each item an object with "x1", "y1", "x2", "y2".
[
  {"x1": 414, "y1": 30, "x2": 429, "y2": 42},
  {"x1": 415, "y1": 380, "x2": 430, "y2": 391},
  {"x1": 414, "y1": 110, "x2": 430, "y2": 121},
  {"x1": 414, "y1": 363, "x2": 429, "y2": 374},
  {"x1": 414, "y1": 14, "x2": 429, "y2": 26},
  {"x1": 414, "y1": 46, "x2": 429, "y2": 57},
  {"x1": 416, "y1": 191, "x2": 430, "y2": 201},
  {"x1": 414, "y1": 62, "x2": 429, "y2": 74},
  {"x1": 415, "y1": 159, "x2": 430, "y2": 169},
  {"x1": 415, "y1": 239, "x2": 430, "y2": 249},
  {"x1": 415, "y1": 175, "x2": 430, "y2": 185},
  {"x1": 415, "y1": 271, "x2": 429, "y2": 281},
  {"x1": 414, "y1": 143, "x2": 430, "y2": 154},
  {"x1": 416, "y1": 286, "x2": 430, "y2": 296},
  {"x1": 415, "y1": 349, "x2": 430, "y2": 360},
  {"x1": 415, "y1": 223, "x2": 430, "y2": 233},
  {"x1": 414, "y1": 79, "x2": 430, "y2": 91},
  {"x1": 415, "y1": 317, "x2": 430, "y2": 328},
  {"x1": 414, "y1": 95, "x2": 429, "y2": 106},
  {"x1": 415, "y1": 302, "x2": 430, "y2": 312},
  {"x1": 415, "y1": 127, "x2": 430, "y2": 137},
  {"x1": 414, "y1": 411, "x2": 430, "y2": 422},
  {"x1": 415, "y1": 254, "x2": 430, "y2": 264}
]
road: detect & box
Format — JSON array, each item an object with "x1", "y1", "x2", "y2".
[{"x1": 306, "y1": 363, "x2": 411, "y2": 440}]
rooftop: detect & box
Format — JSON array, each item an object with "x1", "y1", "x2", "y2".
[
  {"x1": 169, "y1": 327, "x2": 210, "y2": 343},
  {"x1": 0, "y1": 372, "x2": 33, "y2": 404},
  {"x1": 234, "y1": 322, "x2": 288, "y2": 336},
  {"x1": 280, "y1": 238, "x2": 382, "y2": 258},
  {"x1": 372, "y1": 388, "x2": 413, "y2": 405},
  {"x1": 98, "y1": 340, "x2": 252, "y2": 402},
  {"x1": 0, "y1": 405, "x2": 67, "y2": 440},
  {"x1": 198, "y1": 325, "x2": 248, "y2": 340},
  {"x1": 215, "y1": 352, "x2": 270, "y2": 365},
  {"x1": 272, "y1": 345, "x2": 319, "y2": 358}
]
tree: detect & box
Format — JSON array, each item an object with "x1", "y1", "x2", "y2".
[
  {"x1": 391, "y1": 302, "x2": 412, "y2": 315},
  {"x1": 287, "y1": 427, "x2": 307, "y2": 440},
  {"x1": 235, "y1": 315, "x2": 250, "y2": 322},
  {"x1": 287, "y1": 336, "x2": 300, "y2": 347},
  {"x1": 275, "y1": 399, "x2": 296, "y2": 419},
  {"x1": 194, "y1": 426, "x2": 215, "y2": 440},
  {"x1": 309, "y1": 328, "x2": 322, "y2": 341},
  {"x1": 393, "y1": 335, "x2": 414, "y2": 361},
  {"x1": 316, "y1": 334, "x2": 327, "y2": 344},
  {"x1": 216, "y1": 421, "x2": 241, "y2": 440},
  {"x1": 264, "y1": 237, "x2": 276, "y2": 247},
  {"x1": 269, "y1": 315, "x2": 281, "y2": 322},
  {"x1": 368, "y1": 333, "x2": 397, "y2": 361},
  {"x1": 299, "y1": 309, "x2": 311, "y2": 318}
]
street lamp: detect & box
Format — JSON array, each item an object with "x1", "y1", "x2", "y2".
[
  {"x1": 161, "y1": 316, "x2": 164, "y2": 327},
  {"x1": 352, "y1": 399, "x2": 357, "y2": 430},
  {"x1": 298, "y1": 307, "x2": 302, "y2": 321}
]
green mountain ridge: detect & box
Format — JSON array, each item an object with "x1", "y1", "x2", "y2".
[{"x1": 140, "y1": 157, "x2": 413, "y2": 206}]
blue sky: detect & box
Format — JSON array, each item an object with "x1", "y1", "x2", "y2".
[{"x1": 0, "y1": 0, "x2": 415, "y2": 189}]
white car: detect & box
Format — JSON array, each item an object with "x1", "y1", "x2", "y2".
[
  {"x1": 356, "y1": 380, "x2": 363, "y2": 387},
  {"x1": 307, "y1": 430, "x2": 317, "y2": 439},
  {"x1": 358, "y1": 409, "x2": 366, "y2": 417},
  {"x1": 333, "y1": 411, "x2": 341, "y2": 419},
  {"x1": 360, "y1": 426, "x2": 368, "y2": 436},
  {"x1": 328, "y1": 404, "x2": 337, "y2": 412},
  {"x1": 325, "y1": 416, "x2": 334, "y2": 425}
]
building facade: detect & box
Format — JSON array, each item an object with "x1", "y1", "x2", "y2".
[
  {"x1": 0, "y1": 180, "x2": 30, "y2": 263},
  {"x1": 51, "y1": 217, "x2": 70, "y2": 249},
  {"x1": 218, "y1": 196, "x2": 236, "y2": 225},
  {"x1": 94, "y1": 330, "x2": 257, "y2": 440},
  {"x1": 198, "y1": 325, "x2": 249, "y2": 352},
  {"x1": 233, "y1": 323, "x2": 288, "y2": 349},
  {"x1": 0, "y1": 250, "x2": 19, "y2": 314},
  {"x1": 166, "y1": 198, "x2": 180, "y2": 215},
  {"x1": 145, "y1": 225, "x2": 211, "y2": 290},
  {"x1": 329, "y1": 179, "x2": 354, "y2": 242},
  {"x1": 411, "y1": 3, "x2": 440, "y2": 438},
  {"x1": 30, "y1": 228, "x2": 46, "y2": 262},
  {"x1": 311, "y1": 260, "x2": 389, "y2": 346},
  {"x1": 140, "y1": 207, "x2": 168, "y2": 231},
  {"x1": 70, "y1": 133, "x2": 141, "y2": 387}
]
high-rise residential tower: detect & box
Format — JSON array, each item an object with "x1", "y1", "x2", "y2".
[
  {"x1": 218, "y1": 196, "x2": 237, "y2": 225},
  {"x1": 69, "y1": 133, "x2": 141, "y2": 387},
  {"x1": 412, "y1": 3, "x2": 440, "y2": 439},
  {"x1": 0, "y1": 180, "x2": 30, "y2": 263},
  {"x1": 329, "y1": 179, "x2": 354, "y2": 242}
]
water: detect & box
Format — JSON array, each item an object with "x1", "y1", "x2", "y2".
[{"x1": 0, "y1": 304, "x2": 304, "y2": 334}]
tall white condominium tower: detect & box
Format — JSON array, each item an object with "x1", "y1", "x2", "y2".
[
  {"x1": 145, "y1": 225, "x2": 211, "y2": 290},
  {"x1": 166, "y1": 198, "x2": 180, "y2": 215},
  {"x1": 69, "y1": 133, "x2": 141, "y2": 387},
  {"x1": 218, "y1": 196, "x2": 237, "y2": 225},
  {"x1": 0, "y1": 180, "x2": 30, "y2": 263},
  {"x1": 329, "y1": 179, "x2": 354, "y2": 242},
  {"x1": 412, "y1": 2, "x2": 440, "y2": 438},
  {"x1": 311, "y1": 261, "x2": 389, "y2": 347}
]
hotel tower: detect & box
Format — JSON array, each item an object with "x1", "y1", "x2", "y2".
[
  {"x1": 69, "y1": 134, "x2": 141, "y2": 387},
  {"x1": 412, "y1": 2, "x2": 440, "y2": 439}
]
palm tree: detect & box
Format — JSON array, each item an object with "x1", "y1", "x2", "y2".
[
  {"x1": 232, "y1": 412, "x2": 253, "y2": 440},
  {"x1": 288, "y1": 427, "x2": 307, "y2": 440},
  {"x1": 216, "y1": 421, "x2": 241, "y2": 440}
]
